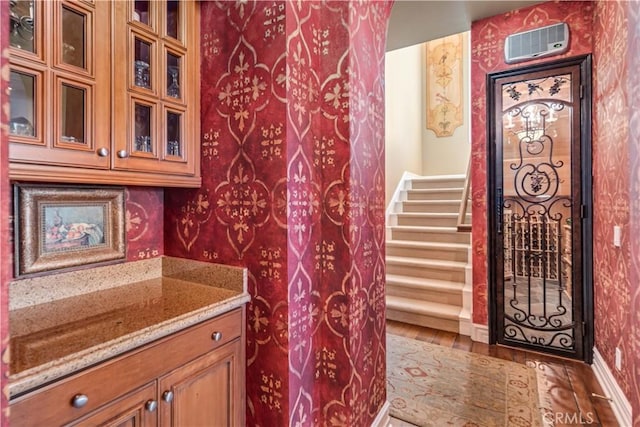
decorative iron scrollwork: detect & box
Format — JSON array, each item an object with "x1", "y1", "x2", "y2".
[{"x1": 500, "y1": 74, "x2": 576, "y2": 352}]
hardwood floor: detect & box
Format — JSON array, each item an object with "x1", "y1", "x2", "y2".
[{"x1": 386, "y1": 320, "x2": 619, "y2": 427}]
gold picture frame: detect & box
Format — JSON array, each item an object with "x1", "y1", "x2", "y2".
[{"x1": 14, "y1": 184, "x2": 126, "y2": 277}]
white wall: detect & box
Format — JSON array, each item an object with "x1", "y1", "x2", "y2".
[
  {"x1": 422, "y1": 32, "x2": 471, "y2": 176},
  {"x1": 384, "y1": 44, "x2": 424, "y2": 206}
]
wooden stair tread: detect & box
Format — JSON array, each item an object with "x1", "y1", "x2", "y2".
[
  {"x1": 407, "y1": 187, "x2": 464, "y2": 193},
  {"x1": 388, "y1": 225, "x2": 461, "y2": 233},
  {"x1": 402, "y1": 199, "x2": 461, "y2": 204},
  {"x1": 411, "y1": 174, "x2": 465, "y2": 182},
  {"x1": 394, "y1": 212, "x2": 465, "y2": 218},
  {"x1": 386, "y1": 239, "x2": 470, "y2": 250},
  {"x1": 386, "y1": 256, "x2": 467, "y2": 269},
  {"x1": 386, "y1": 295, "x2": 461, "y2": 319},
  {"x1": 386, "y1": 274, "x2": 464, "y2": 293}
]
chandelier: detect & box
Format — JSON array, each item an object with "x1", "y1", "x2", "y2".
[{"x1": 504, "y1": 104, "x2": 558, "y2": 144}]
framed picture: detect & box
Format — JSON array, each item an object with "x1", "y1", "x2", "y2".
[{"x1": 14, "y1": 184, "x2": 126, "y2": 277}]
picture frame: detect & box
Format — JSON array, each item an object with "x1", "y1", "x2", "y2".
[{"x1": 14, "y1": 184, "x2": 126, "y2": 277}]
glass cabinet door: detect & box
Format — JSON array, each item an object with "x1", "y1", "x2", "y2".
[
  {"x1": 8, "y1": 0, "x2": 111, "y2": 172},
  {"x1": 166, "y1": 52, "x2": 181, "y2": 99},
  {"x1": 61, "y1": 6, "x2": 86, "y2": 69},
  {"x1": 9, "y1": 0, "x2": 36, "y2": 54},
  {"x1": 9, "y1": 70, "x2": 37, "y2": 139},
  {"x1": 134, "y1": 38, "x2": 153, "y2": 89},
  {"x1": 57, "y1": 79, "x2": 89, "y2": 145},
  {"x1": 134, "y1": 102, "x2": 154, "y2": 154},
  {"x1": 165, "y1": 110, "x2": 182, "y2": 157}
]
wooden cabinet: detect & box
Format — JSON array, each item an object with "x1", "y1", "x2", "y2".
[
  {"x1": 70, "y1": 383, "x2": 158, "y2": 427},
  {"x1": 159, "y1": 339, "x2": 243, "y2": 426},
  {"x1": 8, "y1": 0, "x2": 112, "y2": 170},
  {"x1": 8, "y1": 0, "x2": 200, "y2": 187},
  {"x1": 9, "y1": 308, "x2": 245, "y2": 427}
]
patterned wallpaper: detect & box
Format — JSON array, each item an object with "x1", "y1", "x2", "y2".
[
  {"x1": 1, "y1": 3, "x2": 10, "y2": 424},
  {"x1": 164, "y1": 1, "x2": 392, "y2": 425},
  {"x1": 627, "y1": 2, "x2": 640, "y2": 424},
  {"x1": 125, "y1": 187, "x2": 164, "y2": 261},
  {"x1": 471, "y1": 0, "x2": 639, "y2": 414},
  {"x1": 592, "y1": 0, "x2": 635, "y2": 409}
]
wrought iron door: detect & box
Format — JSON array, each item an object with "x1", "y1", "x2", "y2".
[{"x1": 487, "y1": 56, "x2": 593, "y2": 361}]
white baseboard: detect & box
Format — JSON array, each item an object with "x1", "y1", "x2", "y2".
[
  {"x1": 592, "y1": 347, "x2": 632, "y2": 427},
  {"x1": 371, "y1": 400, "x2": 390, "y2": 427},
  {"x1": 459, "y1": 312, "x2": 471, "y2": 337},
  {"x1": 471, "y1": 323, "x2": 489, "y2": 343}
]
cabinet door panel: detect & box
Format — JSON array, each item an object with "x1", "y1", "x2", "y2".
[
  {"x1": 9, "y1": 0, "x2": 111, "y2": 171},
  {"x1": 159, "y1": 339, "x2": 243, "y2": 427},
  {"x1": 9, "y1": 0, "x2": 42, "y2": 59},
  {"x1": 69, "y1": 382, "x2": 157, "y2": 427},
  {"x1": 8, "y1": 68, "x2": 40, "y2": 142},
  {"x1": 55, "y1": 77, "x2": 92, "y2": 148},
  {"x1": 57, "y1": 2, "x2": 91, "y2": 73}
]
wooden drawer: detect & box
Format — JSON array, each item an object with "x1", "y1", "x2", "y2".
[{"x1": 10, "y1": 308, "x2": 243, "y2": 426}]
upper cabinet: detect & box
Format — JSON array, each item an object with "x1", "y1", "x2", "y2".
[{"x1": 8, "y1": 0, "x2": 201, "y2": 188}]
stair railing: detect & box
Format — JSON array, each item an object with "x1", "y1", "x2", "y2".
[{"x1": 457, "y1": 156, "x2": 472, "y2": 232}]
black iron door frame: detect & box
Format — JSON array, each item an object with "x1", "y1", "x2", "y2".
[{"x1": 487, "y1": 55, "x2": 593, "y2": 362}]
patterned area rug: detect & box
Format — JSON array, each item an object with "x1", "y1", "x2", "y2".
[{"x1": 387, "y1": 334, "x2": 547, "y2": 427}]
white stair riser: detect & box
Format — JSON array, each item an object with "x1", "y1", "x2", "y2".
[
  {"x1": 386, "y1": 309, "x2": 459, "y2": 333},
  {"x1": 386, "y1": 245, "x2": 468, "y2": 262},
  {"x1": 405, "y1": 190, "x2": 463, "y2": 201},
  {"x1": 386, "y1": 285, "x2": 462, "y2": 305},
  {"x1": 390, "y1": 229, "x2": 471, "y2": 244},
  {"x1": 411, "y1": 179, "x2": 465, "y2": 190},
  {"x1": 386, "y1": 263, "x2": 466, "y2": 282},
  {"x1": 396, "y1": 215, "x2": 470, "y2": 227},
  {"x1": 401, "y1": 202, "x2": 460, "y2": 213}
]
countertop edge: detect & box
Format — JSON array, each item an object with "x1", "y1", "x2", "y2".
[{"x1": 9, "y1": 292, "x2": 250, "y2": 398}]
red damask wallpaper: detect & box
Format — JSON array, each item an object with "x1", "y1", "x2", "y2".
[
  {"x1": 1, "y1": 4, "x2": 11, "y2": 424},
  {"x1": 471, "y1": 0, "x2": 639, "y2": 417},
  {"x1": 125, "y1": 187, "x2": 164, "y2": 261},
  {"x1": 592, "y1": 0, "x2": 636, "y2": 411},
  {"x1": 164, "y1": 1, "x2": 392, "y2": 425},
  {"x1": 627, "y1": 2, "x2": 640, "y2": 425}
]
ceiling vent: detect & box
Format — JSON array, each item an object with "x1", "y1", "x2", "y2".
[{"x1": 504, "y1": 23, "x2": 569, "y2": 64}]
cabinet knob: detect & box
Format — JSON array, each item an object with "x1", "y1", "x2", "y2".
[
  {"x1": 211, "y1": 331, "x2": 223, "y2": 342},
  {"x1": 162, "y1": 390, "x2": 174, "y2": 403},
  {"x1": 71, "y1": 394, "x2": 89, "y2": 408},
  {"x1": 117, "y1": 150, "x2": 129, "y2": 158},
  {"x1": 145, "y1": 400, "x2": 158, "y2": 412},
  {"x1": 97, "y1": 147, "x2": 109, "y2": 157}
]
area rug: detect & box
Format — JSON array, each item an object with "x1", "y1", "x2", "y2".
[{"x1": 387, "y1": 334, "x2": 549, "y2": 427}]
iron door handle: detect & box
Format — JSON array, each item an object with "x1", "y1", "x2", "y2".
[{"x1": 497, "y1": 188, "x2": 503, "y2": 234}]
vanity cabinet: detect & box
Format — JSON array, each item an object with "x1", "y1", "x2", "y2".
[
  {"x1": 7, "y1": 0, "x2": 200, "y2": 187},
  {"x1": 9, "y1": 308, "x2": 245, "y2": 427}
]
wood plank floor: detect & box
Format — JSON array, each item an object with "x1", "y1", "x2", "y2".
[{"x1": 386, "y1": 320, "x2": 619, "y2": 427}]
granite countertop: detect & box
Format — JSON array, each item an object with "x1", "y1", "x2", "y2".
[{"x1": 8, "y1": 256, "x2": 249, "y2": 398}]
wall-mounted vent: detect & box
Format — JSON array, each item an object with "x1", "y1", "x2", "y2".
[{"x1": 504, "y1": 23, "x2": 569, "y2": 64}]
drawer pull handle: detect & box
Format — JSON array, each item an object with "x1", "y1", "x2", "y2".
[
  {"x1": 71, "y1": 394, "x2": 89, "y2": 408},
  {"x1": 162, "y1": 390, "x2": 174, "y2": 403},
  {"x1": 97, "y1": 147, "x2": 109, "y2": 157},
  {"x1": 211, "y1": 331, "x2": 223, "y2": 342},
  {"x1": 146, "y1": 400, "x2": 158, "y2": 412}
]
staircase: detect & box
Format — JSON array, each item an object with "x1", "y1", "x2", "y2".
[{"x1": 386, "y1": 174, "x2": 471, "y2": 333}]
